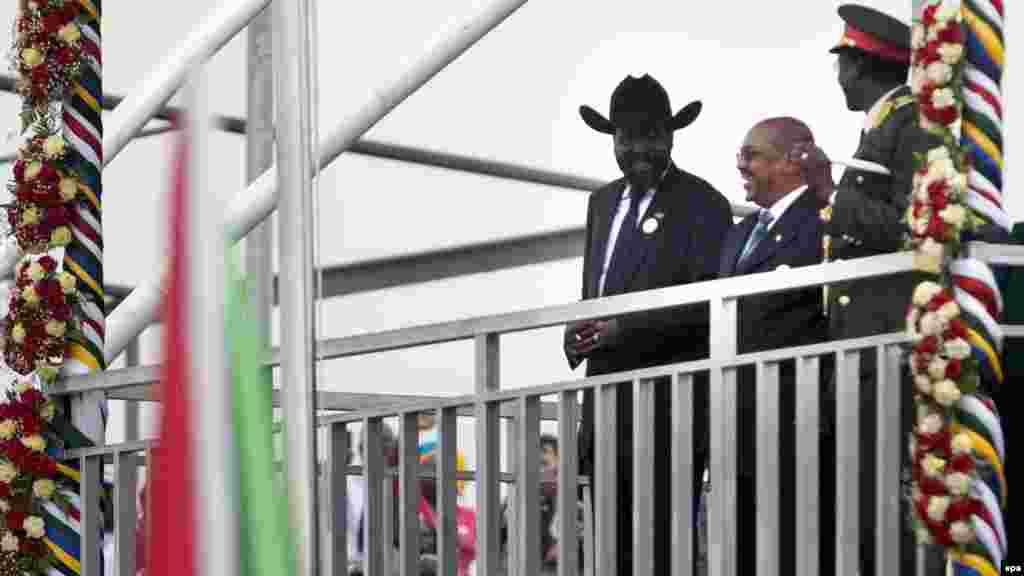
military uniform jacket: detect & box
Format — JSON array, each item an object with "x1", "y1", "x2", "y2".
[{"x1": 826, "y1": 85, "x2": 941, "y2": 339}]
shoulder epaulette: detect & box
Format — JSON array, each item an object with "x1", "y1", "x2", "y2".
[{"x1": 876, "y1": 94, "x2": 917, "y2": 127}]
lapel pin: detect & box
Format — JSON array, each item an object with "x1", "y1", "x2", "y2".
[
  {"x1": 642, "y1": 217, "x2": 659, "y2": 234},
  {"x1": 775, "y1": 234, "x2": 782, "y2": 242}
]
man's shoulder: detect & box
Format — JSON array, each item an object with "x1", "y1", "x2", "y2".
[{"x1": 667, "y1": 166, "x2": 731, "y2": 209}]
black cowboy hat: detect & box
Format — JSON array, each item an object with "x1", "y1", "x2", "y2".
[
  {"x1": 579, "y1": 74, "x2": 702, "y2": 135},
  {"x1": 829, "y1": 4, "x2": 911, "y2": 63}
]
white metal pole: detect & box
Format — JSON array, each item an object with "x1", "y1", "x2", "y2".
[
  {"x1": 185, "y1": 69, "x2": 239, "y2": 576},
  {"x1": 103, "y1": 0, "x2": 270, "y2": 168},
  {"x1": 104, "y1": 275, "x2": 164, "y2": 365},
  {"x1": 274, "y1": 0, "x2": 319, "y2": 573},
  {"x1": 99, "y1": 0, "x2": 530, "y2": 373}
]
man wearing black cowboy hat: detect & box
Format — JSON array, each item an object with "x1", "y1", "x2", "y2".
[
  {"x1": 563, "y1": 73, "x2": 732, "y2": 575},
  {"x1": 791, "y1": 4, "x2": 942, "y2": 575}
]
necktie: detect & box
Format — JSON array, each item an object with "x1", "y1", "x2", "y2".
[
  {"x1": 602, "y1": 189, "x2": 644, "y2": 295},
  {"x1": 738, "y1": 209, "x2": 774, "y2": 265}
]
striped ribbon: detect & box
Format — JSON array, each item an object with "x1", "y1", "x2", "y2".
[
  {"x1": 47, "y1": 1, "x2": 103, "y2": 575},
  {"x1": 61, "y1": 0, "x2": 104, "y2": 376},
  {"x1": 948, "y1": 0, "x2": 1007, "y2": 556}
]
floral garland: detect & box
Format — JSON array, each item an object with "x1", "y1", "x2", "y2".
[
  {"x1": 0, "y1": 1, "x2": 88, "y2": 574},
  {"x1": 905, "y1": 2, "x2": 1008, "y2": 574}
]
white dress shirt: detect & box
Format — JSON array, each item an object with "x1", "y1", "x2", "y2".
[
  {"x1": 763, "y1": 184, "x2": 807, "y2": 231},
  {"x1": 598, "y1": 185, "x2": 655, "y2": 296}
]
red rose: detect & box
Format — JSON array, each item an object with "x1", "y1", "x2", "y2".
[
  {"x1": 950, "y1": 454, "x2": 974, "y2": 474},
  {"x1": 12, "y1": 159, "x2": 25, "y2": 181},
  {"x1": 922, "y1": 4, "x2": 939, "y2": 25},
  {"x1": 932, "y1": 526, "x2": 953, "y2": 546},
  {"x1": 31, "y1": 65, "x2": 49, "y2": 87},
  {"x1": 945, "y1": 498, "x2": 978, "y2": 523},
  {"x1": 20, "y1": 388, "x2": 43, "y2": 407},
  {"x1": 20, "y1": 536, "x2": 47, "y2": 558},
  {"x1": 0, "y1": 484, "x2": 8, "y2": 499},
  {"x1": 945, "y1": 358, "x2": 962, "y2": 378},
  {"x1": 938, "y1": 23, "x2": 964, "y2": 45},
  {"x1": 42, "y1": 12, "x2": 67, "y2": 34},
  {"x1": 38, "y1": 255, "x2": 56, "y2": 273},
  {"x1": 925, "y1": 216, "x2": 947, "y2": 239},
  {"x1": 58, "y1": 45, "x2": 78, "y2": 66},
  {"x1": 62, "y1": 3, "x2": 81, "y2": 21},
  {"x1": 917, "y1": 335, "x2": 940, "y2": 355},
  {"x1": 924, "y1": 102, "x2": 959, "y2": 126},
  {"x1": 946, "y1": 319, "x2": 968, "y2": 340},
  {"x1": 5, "y1": 510, "x2": 26, "y2": 531},
  {"x1": 43, "y1": 204, "x2": 70, "y2": 228},
  {"x1": 52, "y1": 302, "x2": 72, "y2": 322}
]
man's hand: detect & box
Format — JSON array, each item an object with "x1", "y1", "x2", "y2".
[
  {"x1": 563, "y1": 319, "x2": 620, "y2": 362},
  {"x1": 788, "y1": 141, "x2": 834, "y2": 204}
]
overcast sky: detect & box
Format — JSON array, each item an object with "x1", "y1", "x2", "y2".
[{"x1": 0, "y1": 0, "x2": 1019, "y2": 445}]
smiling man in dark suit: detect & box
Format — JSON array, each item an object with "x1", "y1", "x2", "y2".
[
  {"x1": 721, "y1": 116, "x2": 827, "y2": 575},
  {"x1": 563, "y1": 74, "x2": 733, "y2": 575}
]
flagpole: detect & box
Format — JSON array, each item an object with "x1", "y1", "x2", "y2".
[
  {"x1": 186, "y1": 69, "x2": 239, "y2": 576},
  {"x1": 274, "y1": 0, "x2": 320, "y2": 574}
]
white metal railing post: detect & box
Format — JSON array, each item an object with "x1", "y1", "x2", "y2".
[
  {"x1": 708, "y1": 296, "x2": 738, "y2": 576},
  {"x1": 475, "y1": 333, "x2": 502, "y2": 573},
  {"x1": 104, "y1": 0, "x2": 271, "y2": 167},
  {"x1": 273, "y1": 0, "x2": 319, "y2": 573}
]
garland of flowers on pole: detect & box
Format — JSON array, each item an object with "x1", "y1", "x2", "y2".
[
  {"x1": 905, "y1": 1, "x2": 1009, "y2": 575},
  {"x1": 0, "y1": 1, "x2": 89, "y2": 573}
]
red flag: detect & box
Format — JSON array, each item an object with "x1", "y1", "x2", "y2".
[{"x1": 146, "y1": 130, "x2": 196, "y2": 575}]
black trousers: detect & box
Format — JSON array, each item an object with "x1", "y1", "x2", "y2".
[{"x1": 579, "y1": 374, "x2": 708, "y2": 575}]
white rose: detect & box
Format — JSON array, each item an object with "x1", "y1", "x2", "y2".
[
  {"x1": 912, "y1": 23, "x2": 926, "y2": 49},
  {"x1": 946, "y1": 472, "x2": 971, "y2": 496},
  {"x1": 915, "y1": 526, "x2": 933, "y2": 545},
  {"x1": 23, "y1": 161, "x2": 41, "y2": 180},
  {"x1": 944, "y1": 338, "x2": 971, "y2": 360},
  {"x1": 927, "y1": 496, "x2": 950, "y2": 523},
  {"x1": 928, "y1": 356, "x2": 948, "y2": 380},
  {"x1": 20, "y1": 285, "x2": 39, "y2": 305},
  {"x1": 59, "y1": 177, "x2": 78, "y2": 201},
  {"x1": 26, "y1": 261, "x2": 45, "y2": 282},
  {"x1": 923, "y1": 454, "x2": 947, "y2": 478},
  {"x1": 20, "y1": 47, "x2": 43, "y2": 68},
  {"x1": 938, "y1": 43, "x2": 964, "y2": 65},
  {"x1": 920, "y1": 237, "x2": 944, "y2": 260},
  {"x1": 32, "y1": 479, "x2": 55, "y2": 499},
  {"x1": 0, "y1": 500, "x2": 8, "y2": 513},
  {"x1": 45, "y1": 319, "x2": 65, "y2": 337},
  {"x1": 931, "y1": 88, "x2": 957, "y2": 112},
  {"x1": 51, "y1": 226, "x2": 72, "y2": 246},
  {"x1": 913, "y1": 281, "x2": 944, "y2": 307},
  {"x1": 22, "y1": 516, "x2": 45, "y2": 539},
  {"x1": 913, "y1": 213, "x2": 930, "y2": 235},
  {"x1": 937, "y1": 300, "x2": 960, "y2": 322},
  {"x1": 933, "y1": 379, "x2": 961, "y2": 406},
  {"x1": 919, "y1": 412, "x2": 944, "y2": 435},
  {"x1": 20, "y1": 434, "x2": 45, "y2": 452},
  {"x1": 58, "y1": 22, "x2": 81, "y2": 44},
  {"x1": 0, "y1": 461, "x2": 17, "y2": 483},
  {"x1": 927, "y1": 147, "x2": 951, "y2": 163},
  {"x1": 927, "y1": 61, "x2": 954, "y2": 86},
  {"x1": 10, "y1": 323, "x2": 26, "y2": 344},
  {"x1": 915, "y1": 374, "x2": 933, "y2": 395},
  {"x1": 950, "y1": 520, "x2": 974, "y2": 544},
  {"x1": 936, "y1": 5, "x2": 961, "y2": 24},
  {"x1": 58, "y1": 271, "x2": 76, "y2": 294},
  {"x1": 951, "y1": 432, "x2": 973, "y2": 455},
  {"x1": 0, "y1": 532, "x2": 17, "y2": 552},
  {"x1": 0, "y1": 421, "x2": 15, "y2": 441},
  {"x1": 43, "y1": 135, "x2": 65, "y2": 158},
  {"x1": 939, "y1": 205, "x2": 966, "y2": 227},
  {"x1": 21, "y1": 206, "x2": 40, "y2": 226},
  {"x1": 919, "y1": 312, "x2": 946, "y2": 336}
]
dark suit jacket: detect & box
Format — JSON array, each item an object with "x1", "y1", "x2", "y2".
[
  {"x1": 571, "y1": 162, "x2": 732, "y2": 473},
  {"x1": 827, "y1": 85, "x2": 942, "y2": 340},
  {"x1": 719, "y1": 187, "x2": 826, "y2": 476},
  {"x1": 572, "y1": 163, "x2": 733, "y2": 375}
]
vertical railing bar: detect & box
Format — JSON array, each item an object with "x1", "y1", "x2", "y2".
[
  {"x1": 517, "y1": 395, "x2": 541, "y2": 576},
  {"x1": 363, "y1": 417, "x2": 385, "y2": 575},
  {"x1": 708, "y1": 366, "x2": 739, "y2": 576},
  {"x1": 80, "y1": 454, "x2": 102, "y2": 576},
  {"x1": 381, "y1": 474, "x2": 395, "y2": 575},
  {"x1": 113, "y1": 450, "x2": 138, "y2": 576},
  {"x1": 437, "y1": 406, "x2": 458, "y2": 576},
  {"x1": 876, "y1": 345, "x2": 902, "y2": 575},
  {"x1": 594, "y1": 383, "x2": 617, "y2": 576},
  {"x1": 795, "y1": 356, "x2": 820, "y2": 576},
  {"x1": 671, "y1": 372, "x2": 694, "y2": 575},
  {"x1": 835, "y1": 350, "x2": 860, "y2": 575},
  {"x1": 474, "y1": 332, "x2": 501, "y2": 575},
  {"x1": 756, "y1": 361, "x2": 781, "y2": 576},
  {"x1": 506, "y1": 411, "x2": 519, "y2": 575},
  {"x1": 557, "y1": 390, "x2": 579, "y2": 576},
  {"x1": 633, "y1": 378, "x2": 655, "y2": 576},
  {"x1": 398, "y1": 411, "x2": 420, "y2": 576},
  {"x1": 328, "y1": 423, "x2": 349, "y2": 576}
]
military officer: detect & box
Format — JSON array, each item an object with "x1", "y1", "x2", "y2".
[{"x1": 792, "y1": 4, "x2": 942, "y2": 575}]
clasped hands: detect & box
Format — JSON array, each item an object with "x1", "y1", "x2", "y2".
[{"x1": 563, "y1": 318, "x2": 620, "y2": 362}]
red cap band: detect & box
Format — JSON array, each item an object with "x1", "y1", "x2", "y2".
[{"x1": 836, "y1": 23, "x2": 911, "y2": 63}]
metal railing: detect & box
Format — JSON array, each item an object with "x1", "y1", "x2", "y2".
[{"x1": 52, "y1": 242, "x2": 1024, "y2": 576}]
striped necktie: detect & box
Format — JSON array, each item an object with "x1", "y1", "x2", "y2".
[{"x1": 738, "y1": 209, "x2": 774, "y2": 265}]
